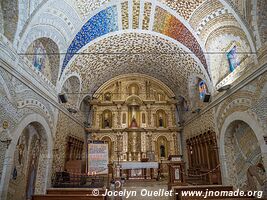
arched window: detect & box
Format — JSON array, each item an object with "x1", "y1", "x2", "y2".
[
  {"x1": 227, "y1": 45, "x2": 239, "y2": 72},
  {"x1": 199, "y1": 80, "x2": 207, "y2": 100}
]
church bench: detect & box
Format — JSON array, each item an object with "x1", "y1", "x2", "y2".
[
  {"x1": 46, "y1": 188, "x2": 106, "y2": 195},
  {"x1": 32, "y1": 194, "x2": 105, "y2": 200}
]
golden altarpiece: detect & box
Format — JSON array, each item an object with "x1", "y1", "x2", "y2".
[{"x1": 88, "y1": 74, "x2": 181, "y2": 165}]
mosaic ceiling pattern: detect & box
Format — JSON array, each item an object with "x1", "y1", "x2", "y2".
[
  {"x1": 61, "y1": 5, "x2": 118, "y2": 75},
  {"x1": 67, "y1": 33, "x2": 208, "y2": 100},
  {"x1": 61, "y1": 4, "x2": 208, "y2": 77}
]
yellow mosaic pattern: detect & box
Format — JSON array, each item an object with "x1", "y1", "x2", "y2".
[
  {"x1": 121, "y1": 1, "x2": 129, "y2": 30},
  {"x1": 158, "y1": 0, "x2": 204, "y2": 20},
  {"x1": 142, "y1": 2, "x2": 152, "y2": 30},
  {"x1": 132, "y1": 0, "x2": 140, "y2": 29}
]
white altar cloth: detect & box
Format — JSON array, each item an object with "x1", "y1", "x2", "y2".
[{"x1": 119, "y1": 162, "x2": 158, "y2": 169}]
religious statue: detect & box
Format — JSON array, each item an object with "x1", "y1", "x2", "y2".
[
  {"x1": 159, "y1": 116, "x2": 164, "y2": 127},
  {"x1": 130, "y1": 117, "x2": 138, "y2": 128},
  {"x1": 104, "y1": 119, "x2": 110, "y2": 128},
  {"x1": 129, "y1": 103, "x2": 139, "y2": 128},
  {"x1": 33, "y1": 43, "x2": 45, "y2": 71},
  {"x1": 103, "y1": 112, "x2": 111, "y2": 128},
  {"x1": 160, "y1": 145, "x2": 165, "y2": 157}
]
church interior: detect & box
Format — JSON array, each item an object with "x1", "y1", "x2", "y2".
[{"x1": 0, "y1": 0, "x2": 267, "y2": 199}]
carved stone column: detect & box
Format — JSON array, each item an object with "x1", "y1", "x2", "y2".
[
  {"x1": 117, "y1": 105, "x2": 121, "y2": 126},
  {"x1": 147, "y1": 104, "x2": 151, "y2": 126}
]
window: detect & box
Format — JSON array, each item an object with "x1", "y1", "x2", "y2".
[
  {"x1": 227, "y1": 45, "x2": 239, "y2": 72},
  {"x1": 199, "y1": 80, "x2": 207, "y2": 100}
]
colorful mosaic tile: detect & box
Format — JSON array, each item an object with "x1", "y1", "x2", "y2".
[
  {"x1": 153, "y1": 7, "x2": 208, "y2": 73},
  {"x1": 61, "y1": 6, "x2": 118, "y2": 76}
]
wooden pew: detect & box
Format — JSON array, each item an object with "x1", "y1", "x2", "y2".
[
  {"x1": 32, "y1": 188, "x2": 106, "y2": 200},
  {"x1": 172, "y1": 185, "x2": 257, "y2": 200},
  {"x1": 32, "y1": 194, "x2": 105, "y2": 200},
  {"x1": 46, "y1": 188, "x2": 106, "y2": 195}
]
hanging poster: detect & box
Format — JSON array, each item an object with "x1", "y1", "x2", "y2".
[{"x1": 88, "y1": 141, "x2": 109, "y2": 175}]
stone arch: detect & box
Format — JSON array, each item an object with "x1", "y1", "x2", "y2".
[
  {"x1": 0, "y1": 113, "x2": 53, "y2": 200},
  {"x1": 25, "y1": 37, "x2": 60, "y2": 85},
  {"x1": 1, "y1": 0, "x2": 18, "y2": 42},
  {"x1": 219, "y1": 111, "x2": 267, "y2": 186},
  {"x1": 61, "y1": 75, "x2": 81, "y2": 108}
]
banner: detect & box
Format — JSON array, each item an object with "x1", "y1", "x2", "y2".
[{"x1": 88, "y1": 141, "x2": 109, "y2": 175}]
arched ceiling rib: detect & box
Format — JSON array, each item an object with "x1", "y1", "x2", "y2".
[{"x1": 60, "y1": 3, "x2": 208, "y2": 78}]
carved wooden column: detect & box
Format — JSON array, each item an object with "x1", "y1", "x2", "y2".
[
  {"x1": 199, "y1": 135, "x2": 205, "y2": 168},
  {"x1": 204, "y1": 134, "x2": 211, "y2": 170},
  {"x1": 186, "y1": 140, "x2": 192, "y2": 169},
  {"x1": 196, "y1": 136, "x2": 201, "y2": 168}
]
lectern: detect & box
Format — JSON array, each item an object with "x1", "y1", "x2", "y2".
[{"x1": 168, "y1": 155, "x2": 186, "y2": 190}]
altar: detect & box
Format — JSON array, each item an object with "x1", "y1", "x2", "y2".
[{"x1": 118, "y1": 161, "x2": 159, "y2": 179}]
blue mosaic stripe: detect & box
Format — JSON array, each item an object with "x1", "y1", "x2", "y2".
[{"x1": 61, "y1": 6, "x2": 118, "y2": 77}]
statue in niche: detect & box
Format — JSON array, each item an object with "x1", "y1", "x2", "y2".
[
  {"x1": 104, "y1": 119, "x2": 110, "y2": 128},
  {"x1": 160, "y1": 145, "x2": 165, "y2": 157},
  {"x1": 129, "y1": 105, "x2": 138, "y2": 128},
  {"x1": 129, "y1": 84, "x2": 139, "y2": 95},
  {"x1": 130, "y1": 117, "x2": 138, "y2": 128},
  {"x1": 247, "y1": 162, "x2": 267, "y2": 191},
  {"x1": 159, "y1": 115, "x2": 164, "y2": 127},
  {"x1": 103, "y1": 112, "x2": 111, "y2": 128}
]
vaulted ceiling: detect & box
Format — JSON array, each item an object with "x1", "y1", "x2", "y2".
[{"x1": 2, "y1": 0, "x2": 266, "y2": 104}]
